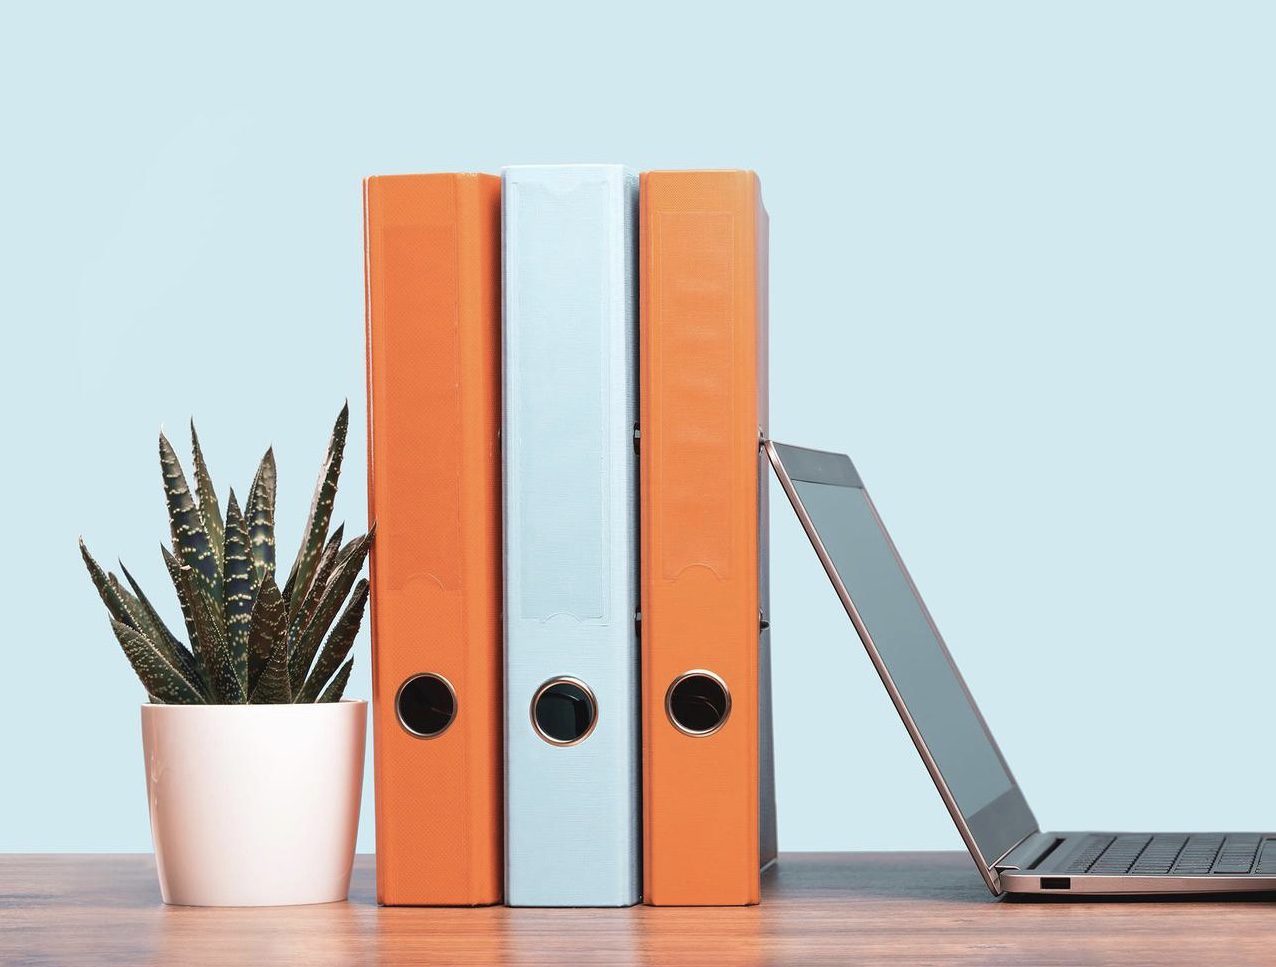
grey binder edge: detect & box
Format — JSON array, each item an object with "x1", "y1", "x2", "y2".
[{"x1": 757, "y1": 192, "x2": 778, "y2": 871}]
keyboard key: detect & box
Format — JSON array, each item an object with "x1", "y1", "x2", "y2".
[
  {"x1": 1090, "y1": 835, "x2": 1152, "y2": 874},
  {"x1": 1254, "y1": 840, "x2": 1276, "y2": 875},
  {"x1": 1065, "y1": 835, "x2": 1115, "y2": 873},
  {"x1": 1131, "y1": 835, "x2": 1187, "y2": 874},
  {"x1": 1212, "y1": 835, "x2": 1261, "y2": 874},
  {"x1": 1171, "y1": 835, "x2": 1224, "y2": 875}
]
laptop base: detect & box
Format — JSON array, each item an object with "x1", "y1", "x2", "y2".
[{"x1": 998, "y1": 831, "x2": 1276, "y2": 896}]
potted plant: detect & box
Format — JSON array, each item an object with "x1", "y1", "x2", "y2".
[{"x1": 80, "y1": 404, "x2": 372, "y2": 907}]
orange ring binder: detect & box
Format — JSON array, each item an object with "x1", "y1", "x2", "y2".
[
  {"x1": 639, "y1": 169, "x2": 777, "y2": 906},
  {"x1": 365, "y1": 173, "x2": 504, "y2": 906}
]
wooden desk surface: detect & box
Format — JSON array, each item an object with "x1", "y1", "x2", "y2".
[{"x1": 3, "y1": 852, "x2": 1275, "y2": 966}]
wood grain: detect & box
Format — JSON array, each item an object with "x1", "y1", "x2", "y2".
[{"x1": 3, "y1": 852, "x2": 1276, "y2": 966}]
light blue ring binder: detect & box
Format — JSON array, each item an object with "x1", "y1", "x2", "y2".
[{"x1": 501, "y1": 164, "x2": 641, "y2": 907}]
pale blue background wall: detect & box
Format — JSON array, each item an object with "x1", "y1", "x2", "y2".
[{"x1": 4, "y1": 2, "x2": 1275, "y2": 858}]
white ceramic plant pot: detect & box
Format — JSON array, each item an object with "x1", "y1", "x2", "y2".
[{"x1": 140, "y1": 700, "x2": 366, "y2": 907}]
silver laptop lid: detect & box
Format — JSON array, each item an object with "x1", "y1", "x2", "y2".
[{"x1": 766, "y1": 441, "x2": 1037, "y2": 890}]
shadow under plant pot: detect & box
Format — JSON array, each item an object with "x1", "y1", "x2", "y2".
[{"x1": 141, "y1": 700, "x2": 366, "y2": 906}]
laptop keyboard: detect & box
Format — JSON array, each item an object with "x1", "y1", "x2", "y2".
[{"x1": 1065, "y1": 834, "x2": 1276, "y2": 876}]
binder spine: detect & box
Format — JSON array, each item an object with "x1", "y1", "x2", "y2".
[
  {"x1": 640, "y1": 170, "x2": 768, "y2": 906},
  {"x1": 502, "y1": 164, "x2": 641, "y2": 907},
  {"x1": 365, "y1": 173, "x2": 504, "y2": 906}
]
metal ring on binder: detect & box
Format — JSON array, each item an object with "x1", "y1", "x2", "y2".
[
  {"x1": 665, "y1": 670, "x2": 732, "y2": 737},
  {"x1": 395, "y1": 673, "x2": 459, "y2": 739},
  {"x1": 530, "y1": 677, "x2": 599, "y2": 747}
]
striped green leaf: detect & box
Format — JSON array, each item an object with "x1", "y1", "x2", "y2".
[
  {"x1": 189, "y1": 422, "x2": 225, "y2": 577},
  {"x1": 284, "y1": 403, "x2": 348, "y2": 614},
  {"x1": 117, "y1": 562, "x2": 183, "y2": 653},
  {"x1": 319, "y1": 523, "x2": 344, "y2": 578},
  {"x1": 180, "y1": 565, "x2": 242, "y2": 703},
  {"x1": 80, "y1": 539, "x2": 138, "y2": 629},
  {"x1": 297, "y1": 579, "x2": 368, "y2": 703},
  {"x1": 222, "y1": 490, "x2": 253, "y2": 692},
  {"x1": 244, "y1": 447, "x2": 277, "y2": 589},
  {"x1": 109, "y1": 619, "x2": 206, "y2": 705},
  {"x1": 159, "y1": 432, "x2": 222, "y2": 620},
  {"x1": 331, "y1": 521, "x2": 373, "y2": 573},
  {"x1": 161, "y1": 545, "x2": 202, "y2": 673},
  {"x1": 287, "y1": 530, "x2": 372, "y2": 693},
  {"x1": 285, "y1": 524, "x2": 343, "y2": 647},
  {"x1": 249, "y1": 625, "x2": 292, "y2": 703},
  {"x1": 83, "y1": 540, "x2": 205, "y2": 700},
  {"x1": 246, "y1": 577, "x2": 286, "y2": 696},
  {"x1": 107, "y1": 574, "x2": 153, "y2": 638},
  {"x1": 317, "y1": 659, "x2": 353, "y2": 703},
  {"x1": 113, "y1": 568, "x2": 204, "y2": 696}
]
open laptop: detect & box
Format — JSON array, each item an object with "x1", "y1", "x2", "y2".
[{"x1": 765, "y1": 440, "x2": 1276, "y2": 897}]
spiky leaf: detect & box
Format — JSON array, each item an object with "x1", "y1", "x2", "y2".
[
  {"x1": 109, "y1": 620, "x2": 205, "y2": 705},
  {"x1": 288, "y1": 531, "x2": 372, "y2": 692},
  {"x1": 80, "y1": 539, "x2": 138, "y2": 629},
  {"x1": 317, "y1": 659, "x2": 353, "y2": 703},
  {"x1": 107, "y1": 575, "x2": 149, "y2": 630},
  {"x1": 284, "y1": 403, "x2": 348, "y2": 613},
  {"x1": 249, "y1": 627, "x2": 292, "y2": 703},
  {"x1": 182, "y1": 567, "x2": 242, "y2": 703},
  {"x1": 286, "y1": 524, "x2": 344, "y2": 640},
  {"x1": 162, "y1": 546, "x2": 201, "y2": 663},
  {"x1": 159, "y1": 432, "x2": 222, "y2": 617},
  {"x1": 244, "y1": 447, "x2": 277, "y2": 589},
  {"x1": 83, "y1": 539, "x2": 205, "y2": 698},
  {"x1": 118, "y1": 562, "x2": 183, "y2": 653},
  {"x1": 113, "y1": 569, "x2": 203, "y2": 695},
  {"x1": 246, "y1": 577, "x2": 286, "y2": 695},
  {"x1": 190, "y1": 422, "x2": 225, "y2": 576},
  {"x1": 317, "y1": 523, "x2": 345, "y2": 584},
  {"x1": 297, "y1": 579, "x2": 368, "y2": 703},
  {"x1": 222, "y1": 490, "x2": 253, "y2": 691}
]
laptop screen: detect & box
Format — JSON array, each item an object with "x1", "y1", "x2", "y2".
[{"x1": 769, "y1": 442, "x2": 1036, "y2": 870}]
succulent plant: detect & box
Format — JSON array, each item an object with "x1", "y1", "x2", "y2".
[{"x1": 80, "y1": 404, "x2": 372, "y2": 704}]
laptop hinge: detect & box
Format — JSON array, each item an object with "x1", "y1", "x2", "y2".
[{"x1": 993, "y1": 830, "x2": 1051, "y2": 872}]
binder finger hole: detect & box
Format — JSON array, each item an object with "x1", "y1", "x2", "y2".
[
  {"x1": 666, "y1": 671, "x2": 731, "y2": 736},
  {"x1": 396, "y1": 674, "x2": 457, "y2": 738},
  {"x1": 531, "y1": 677, "x2": 598, "y2": 746}
]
